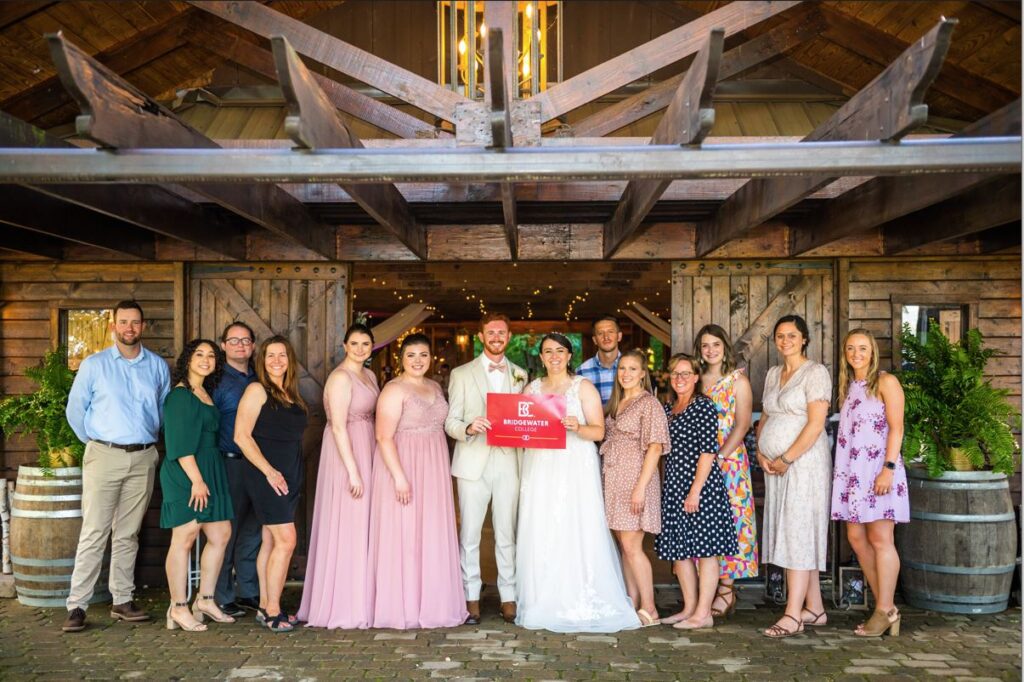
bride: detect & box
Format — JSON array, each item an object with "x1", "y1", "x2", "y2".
[{"x1": 516, "y1": 333, "x2": 641, "y2": 633}]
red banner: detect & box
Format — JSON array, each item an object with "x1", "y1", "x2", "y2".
[{"x1": 486, "y1": 393, "x2": 566, "y2": 450}]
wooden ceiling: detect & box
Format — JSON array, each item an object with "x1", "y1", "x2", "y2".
[{"x1": 0, "y1": 1, "x2": 1019, "y2": 321}]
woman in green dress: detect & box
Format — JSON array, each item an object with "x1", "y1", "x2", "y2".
[{"x1": 161, "y1": 339, "x2": 235, "y2": 632}]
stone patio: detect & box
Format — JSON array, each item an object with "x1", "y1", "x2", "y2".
[{"x1": 0, "y1": 586, "x2": 1019, "y2": 680}]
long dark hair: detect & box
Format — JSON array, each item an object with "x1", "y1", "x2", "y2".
[
  {"x1": 539, "y1": 333, "x2": 575, "y2": 375},
  {"x1": 256, "y1": 335, "x2": 307, "y2": 411},
  {"x1": 693, "y1": 323, "x2": 737, "y2": 374},
  {"x1": 171, "y1": 339, "x2": 224, "y2": 394}
]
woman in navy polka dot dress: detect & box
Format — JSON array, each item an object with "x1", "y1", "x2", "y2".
[{"x1": 656, "y1": 354, "x2": 739, "y2": 630}]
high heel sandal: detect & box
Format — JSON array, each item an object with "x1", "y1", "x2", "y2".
[
  {"x1": 264, "y1": 611, "x2": 295, "y2": 633},
  {"x1": 257, "y1": 607, "x2": 298, "y2": 626},
  {"x1": 636, "y1": 609, "x2": 661, "y2": 627},
  {"x1": 166, "y1": 602, "x2": 207, "y2": 632},
  {"x1": 710, "y1": 584, "x2": 737, "y2": 618},
  {"x1": 855, "y1": 607, "x2": 900, "y2": 637},
  {"x1": 192, "y1": 595, "x2": 236, "y2": 624}
]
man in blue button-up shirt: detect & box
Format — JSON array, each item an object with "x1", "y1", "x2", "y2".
[
  {"x1": 577, "y1": 315, "x2": 622, "y2": 406},
  {"x1": 62, "y1": 301, "x2": 170, "y2": 632},
  {"x1": 212, "y1": 321, "x2": 261, "y2": 617}
]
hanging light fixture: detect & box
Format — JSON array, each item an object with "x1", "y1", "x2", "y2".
[{"x1": 438, "y1": 1, "x2": 562, "y2": 100}]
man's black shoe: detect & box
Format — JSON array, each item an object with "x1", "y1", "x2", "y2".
[
  {"x1": 219, "y1": 601, "x2": 247, "y2": 618},
  {"x1": 236, "y1": 596, "x2": 261, "y2": 612},
  {"x1": 62, "y1": 608, "x2": 86, "y2": 632}
]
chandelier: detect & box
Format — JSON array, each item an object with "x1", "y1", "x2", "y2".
[{"x1": 437, "y1": 1, "x2": 562, "y2": 100}]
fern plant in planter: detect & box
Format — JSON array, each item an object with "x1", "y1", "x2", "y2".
[
  {"x1": 0, "y1": 347, "x2": 84, "y2": 471},
  {"x1": 899, "y1": 322, "x2": 1020, "y2": 476}
]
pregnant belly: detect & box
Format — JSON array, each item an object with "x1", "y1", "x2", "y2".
[{"x1": 758, "y1": 416, "x2": 805, "y2": 458}]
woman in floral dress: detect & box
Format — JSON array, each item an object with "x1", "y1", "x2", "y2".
[
  {"x1": 831, "y1": 328, "x2": 908, "y2": 638},
  {"x1": 694, "y1": 325, "x2": 758, "y2": 617}
]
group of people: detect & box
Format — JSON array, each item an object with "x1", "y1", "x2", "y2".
[{"x1": 60, "y1": 301, "x2": 909, "y2": 641}]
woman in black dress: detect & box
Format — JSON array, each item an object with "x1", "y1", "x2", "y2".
[
  {"x1": 656, "y1": 353, "x2": 738, "y2": 630},
  {"x1": 234, "y1": 335, "x2": 308, "y2": 632}
]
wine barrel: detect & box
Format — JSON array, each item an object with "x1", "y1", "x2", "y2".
[
  {"x1": 895, "y1": 467, "x2": 1016, "y2": 614},
  {"x1": 9, "y1": 466, "x2": 109, "y2": 608}
]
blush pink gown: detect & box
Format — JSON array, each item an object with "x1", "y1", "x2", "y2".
[
  {"x1": 298, "y1": 368, "x2": 378, "y2": 628},
  {"x1": 367, "y1": 382, "x2": 467, "y2": 629}
]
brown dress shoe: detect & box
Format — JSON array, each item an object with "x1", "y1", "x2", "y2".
[
  {"x1": 500, "y1": 601, "x2": 517, "y2": 623},
  {"x1": 62, "y1": 608, "x2": 86, "y2": 632},
  {"x1": 110, "y1": 600, "x2": 150, "y2": 622},
  {"x1": 465, "y1": 600, "x2": 481, "y2": 625}
]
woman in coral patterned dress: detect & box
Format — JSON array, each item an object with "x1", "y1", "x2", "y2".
[
  {"x1": 695, "y1": 325, "x2": 758, "y2": 618},
  {"x1": 831, "y1": 328, "x2": 908, "y2": 638}
]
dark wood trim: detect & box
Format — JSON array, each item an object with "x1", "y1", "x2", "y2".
[{"x1": 889, "y1": 294, "x2": 981, "y2": 371}]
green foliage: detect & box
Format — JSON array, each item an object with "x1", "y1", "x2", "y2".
[
  {"x1": 0, "y1": 347, "x2": 84, "y2": 470},
  {"x1": 899, "y1": 322, "x2": 1020, "y2": 477}
]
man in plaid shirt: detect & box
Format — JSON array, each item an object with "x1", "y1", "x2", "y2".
[{"x1": 577, "y1": 315, "x2": 622, "y2": 406}]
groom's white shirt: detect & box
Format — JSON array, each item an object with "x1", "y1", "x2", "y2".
[{"x1": 444, "y1": 352, "x2": 525, "y2": 602}]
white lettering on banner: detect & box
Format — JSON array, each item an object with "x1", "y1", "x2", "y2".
[{"x1": 517, "y1": 401, "x2": 534, "y2": 418}]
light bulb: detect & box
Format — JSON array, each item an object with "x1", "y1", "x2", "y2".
[
  {"x1": 480, "y1": 22, "x2": 487, "y2": 37},
  {"x1": 525, "y1": 3, "x2": 533, "y2": 18},
  {"x1": 458, "y1": 38, "x2": 467, "y2": 55},
  {"x1": 522, "y1": 54, "x2": 531, "y2": 77}
]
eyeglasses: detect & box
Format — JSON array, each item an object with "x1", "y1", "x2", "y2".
[
  {"x1": 670, "y1": 371, "x2": 696, "y2": 380},
  {"x1": 225, "y1": 337, "x2": 254, "y2": 347}
]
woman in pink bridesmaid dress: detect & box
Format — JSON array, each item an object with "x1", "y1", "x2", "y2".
[
  {"x1": 368, "y1": 333, "x2": 467, "y2": 629},
  {"x1": 298, "y1": 324, "x2": 378, "y2": 629}
]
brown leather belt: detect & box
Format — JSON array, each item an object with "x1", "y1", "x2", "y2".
[{"x1": 93, "y1": 440, "x2": 155, "y2": 453}]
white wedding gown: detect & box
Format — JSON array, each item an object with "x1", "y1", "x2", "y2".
[{"x1": 515, "y1": 376, "x2": 641, "y2": 633}]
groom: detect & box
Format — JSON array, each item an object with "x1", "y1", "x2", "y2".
[{"x1": 445, "y1": 313, "x2": 527, "y2": 624}]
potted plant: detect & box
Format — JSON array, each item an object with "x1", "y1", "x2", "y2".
[
  {"x1": 895, "y1": 321, "x2": 1021, "y2": 614},
  {"x1": 0, "y1": 347, "x2": 83, "y2": 471},
  {"x1": 0, "y1": 348, "x2": 108, "y2": 608}
]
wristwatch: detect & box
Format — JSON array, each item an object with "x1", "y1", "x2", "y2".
[{"x1": 883, "y1": 461, "x2": 897, "y2": 471}]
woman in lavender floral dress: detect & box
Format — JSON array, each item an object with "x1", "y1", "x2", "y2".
[{"x1": 831, "y1": 328, "x2": 908, "y2": 638}]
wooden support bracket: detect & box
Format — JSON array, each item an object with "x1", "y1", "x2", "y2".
[{"x1": 485, "y1": 27, "x2": 518, "y2": 260}]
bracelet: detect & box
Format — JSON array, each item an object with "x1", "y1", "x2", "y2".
[{"x1": 780, "y1": 454, "x2": 794, "y2": 465}]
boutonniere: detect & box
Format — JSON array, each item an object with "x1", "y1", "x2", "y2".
[{"x1": 512, "y1": 368, "x2": 527, "y2": 386}]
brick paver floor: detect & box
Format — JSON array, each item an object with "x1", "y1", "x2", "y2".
[{"x1": 0, "y1": 586, "x2": 1019, "y2": 680}]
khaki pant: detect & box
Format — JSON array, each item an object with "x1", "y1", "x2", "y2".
[{"x1": 66, "y1": 441, "x2": 158, "y2": 611}]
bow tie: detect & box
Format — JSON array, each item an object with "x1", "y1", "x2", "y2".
[{"x1": 488, "y1": 362, "x2": 507, "y2": 373}]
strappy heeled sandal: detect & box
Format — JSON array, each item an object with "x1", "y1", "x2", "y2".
[
  {"x1": 636, "y1": 609, "x2": 661, "y2": 627},
  {"x1": 710, "y1": 584, "x2": 737, "y2": 617},
  {"x1": 763, "y1": 614, "x2": 804, "y2": 638},
  {"x1": 264, "y1": 611, "x2": 295, "y2": 633},
  {"x1": 855, "y1": 607, "x2": 900, "y2": 637},
  {"x1": 166, "y1": 602, "x2": 207, "y2": 632},
  {"x1": 192, "y1": 595, "x2": 236, "y2": 624},
  {"x1": 257, "y1": 607, "x2": 298, "y2": 626},
  {"x1": 802, "y1": 608, "x2": 827, "y2": 626}
]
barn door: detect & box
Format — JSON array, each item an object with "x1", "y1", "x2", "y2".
[
  {"x1": 670, "y1": 260, "x2": 834, "y2": 406},
  {"x1": 189, "y1": 262, "x2": 350, "y2": 572}
]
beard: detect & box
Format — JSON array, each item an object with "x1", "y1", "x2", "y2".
[{"x1": 116, "y1": 332, "x2": 140, "y2": 346}]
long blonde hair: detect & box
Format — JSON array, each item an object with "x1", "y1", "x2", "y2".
[
  {"x1": 606, "y1": 349, "x2": 653, "y2": 417},
  {"x1": 838, "y1": 328, "x2": 881, "y2": 407},
  {"x1": 255, "y1": 335, "x2": 307, "y2": 412}
]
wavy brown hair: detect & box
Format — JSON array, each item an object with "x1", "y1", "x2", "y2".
[
  {"x1": 255, "y1": 335, "x2": 306, "y2": 411},
  {"x1": 693, "y1": 324, "x2": 737, "y2": 374},
  {"x1": 605, "y1": 349, "x2": 653, "y2": 417},
  {"x1": 838, "y1": 328, "x2": 881, "y2": 407}
]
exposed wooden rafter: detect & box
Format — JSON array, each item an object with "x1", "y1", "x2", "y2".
[
  {"x1": 185, "y1": 21, "x2": 444, "y2": 140},
  {"x1": 190, "y1": 0, "x2": 469, "y2": 122},
  {"x1": 573, "y1": 7, "x2": 825, "y2": 137},
  {"x1": 271, "y1": 35, "x2": 426, "y2": 259},
  {"x1": 46, "y1": 31, "x2": 335, "y2": 259},
  {"x1": 788, "y1": 100, "x2": 1023, "y2": 255},
  {"x1": 532, "y1": 0, "x2": 802, "y2": 122},
  {"x1": 697, "y1": 18, "x2": 956, "y2": 257},
  {"x1": 0, "y1": 184, "x2": 156, "y2": 259},
  {"x1": 882, "y1": 176, "x2": 1022, "y2": 255},
  {"x1": 603, "y1": 29, "x2": 724, "y2": 258},
  {"x1": 0, "y1": 225, "x2": 65, "y2": 259},
  {"x1": 0, "y1": 111, "x2": 247, "y2": 260},
  {"x1": 483, "y1": 8, "x2": 518, "y2": 259}
]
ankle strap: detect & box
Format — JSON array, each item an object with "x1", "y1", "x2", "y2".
[
  {"x1": 173, "y1": 601, "x2": 189, "y2": 607},
  {"x1": 199, "y1": 595, "x2": 215, "y2": 600}
]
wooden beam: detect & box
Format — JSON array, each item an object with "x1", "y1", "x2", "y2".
[
  {"x1": 976, "y1": 0, "x2": 1022, "y2": 22},
  {"x1": 788, "y1": 100, "x2": 1022, "y2": 255},
  {"x1": 819, "y1": 6, "x2": 1018, "y2": 117},
  {"x1": 882, "y1": 176, "x2": 1022, "y2": 254},
  {"x1": 185, "y1": 22, "x2": 443, "y2": 140},
  {"x1": 733, "y1": 276, "x2": 815, "y2": 363},
  {"x1": 573, "y1": 10, "x2": 824, "y2": 137},
  {"x1": 271, "y1": 35, "x2": 425, "y2": 260},
  {"x1": 46, "y1": 31, "x2": 335, "y2": 259},
  {"x1": 0, "y1": 184, "x2": 156, "y2": 259},
  {"x1": 632, "y1": 302, "x2": 672, "y2": 337},
  {"x1": 0, "y1": 1, "x2": 53, "y2": 30},
  {"x1": 190, "y1": 0, "x2": 468, "y2": 122},
  {"x1": 697, "y1": 18, "x2": 956, "y2": 257},
  {"x1": 484, "y1": 25, "x2": 518, "y2": 260},
  {"x1": 203, "y1": 278, "x2": 322, "y2": 406},
  {"x1": 0, "y1": 225, "x2": 64, "y2": 259},
  {"x1": 975, "y1": 223, "x2": 1023, "y2": 254},
  {"x1": 532, "y1": 1, "x2": 801, "y2": 122},
  {"x1": 604, "y1": 30, "x2": 724, "y2": 258},
  {"x1": 622, "y1": 308, "x2": 670, "y2": 347},
  {"x1": 0, "y1": 111, "x2": 247, "y2": 260}
]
